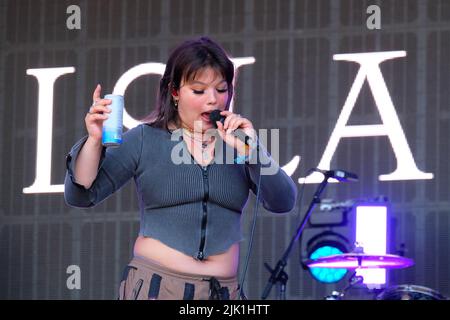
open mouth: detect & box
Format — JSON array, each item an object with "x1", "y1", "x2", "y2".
[{"x1": 201, "y1": 112, "x2": 212, "y2": 122}]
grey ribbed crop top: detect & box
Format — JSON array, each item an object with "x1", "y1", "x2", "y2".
[{"x1": 64, "y1": 124, "x2": 297, "y2": 259}]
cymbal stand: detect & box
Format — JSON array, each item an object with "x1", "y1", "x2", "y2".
[
  {"x1": 325, "y1": 272, "x2": 364, "y2": 300},
  {"x1": 261, "y1": 174, "x2": 331, "y2": 300}
]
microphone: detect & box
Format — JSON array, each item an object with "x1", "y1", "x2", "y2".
[
  {"x1": 209, "y1": 109, "x2": 225, "y2": 129},
  {"x1": 315, "y1": 169, "x2": 358, "y2": 182},
  {"x1": 209, "y1": 109, "x2": 252, "y2": 145}
]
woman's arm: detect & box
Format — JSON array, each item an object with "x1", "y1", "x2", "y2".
[
  {"x1": 64, "y1": 125, "x2": 143, "y2": 208},
  {"x1": 245, "y1": 143, "x2": 298, "y2": 214},
  {"x1": 73, "y1": 136, "x2": 104, "y2": 189}
]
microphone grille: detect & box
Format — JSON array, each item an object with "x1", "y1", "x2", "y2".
[{"x1": 209, "y1": 110, "x2": 224, "y2": 128}]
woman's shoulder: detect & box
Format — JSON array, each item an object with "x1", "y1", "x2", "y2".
[
  {"x1": 141, "y1": 123, "x2": 172, "y2": 138},
  {"x1": 131, "y1": 123, "x2": 176, "y2": 145},
  {"x1": 119, "y1": 123, "x2": 171, "y2": 156},
  {"x1": 123, "y1": 123, "x2": 178, "y2": 151},
  {"x1": 125, "y1": 123, "x2": 169, "y2": 137}
]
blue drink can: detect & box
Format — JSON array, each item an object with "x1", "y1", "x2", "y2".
[{"x1": 102, "y1": 94, "x2": 124, "y2": 147}]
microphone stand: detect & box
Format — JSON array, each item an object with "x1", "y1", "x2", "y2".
[{"x1": 261, "y1": 174, "x2": 331, "y2": 300}]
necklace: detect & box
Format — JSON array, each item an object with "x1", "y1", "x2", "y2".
[
  {"x1": 183, "y1": 127, "x2": 215, "y2": 144},
  {"x1": 179, "y1": 120, "x2": 216, "y2": 163},
  {"x1": 182, "y1": 129, "x2": 215, "y2": 162}
]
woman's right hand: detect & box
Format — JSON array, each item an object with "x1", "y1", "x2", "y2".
[{"x1": 85, "y1": 84, "x2": 112, "y2": 142}]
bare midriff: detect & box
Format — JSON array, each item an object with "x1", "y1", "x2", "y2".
[{"x1": 133, "y1": 236, "x2": 240, "y2": 278}]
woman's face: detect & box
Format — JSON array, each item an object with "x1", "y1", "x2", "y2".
[{"x1": 174, "y1": 67, "x2": 229, "y2": 133}]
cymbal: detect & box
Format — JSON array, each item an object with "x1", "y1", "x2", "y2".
[{"x1": 305, "y1": 253, "x2": 414, "y2": 269}]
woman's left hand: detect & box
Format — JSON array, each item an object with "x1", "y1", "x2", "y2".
[{"x1": 215, "y1": 111, "x2": 256, "y2": 156}]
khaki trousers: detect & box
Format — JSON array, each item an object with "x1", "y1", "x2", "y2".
[{"x1": 118, "y1": 256, "x2": 240, "y2": 300}]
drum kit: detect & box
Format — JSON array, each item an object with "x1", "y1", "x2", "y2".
[{"x1": 305, "y1": 252, "x2": 447, "y2": 300}]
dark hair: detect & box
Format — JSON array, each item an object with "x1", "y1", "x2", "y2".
[{"x1": 142, "y1": 36, "x2": 234, "y2": 129}]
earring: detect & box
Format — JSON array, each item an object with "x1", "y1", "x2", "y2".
[{"x1": 173, "y1": 99, "x2": 178, "y2": 109}]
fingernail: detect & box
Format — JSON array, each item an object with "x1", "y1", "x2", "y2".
[{"x1": 226, "y1": 129, "x2": 232, "y2": 134}]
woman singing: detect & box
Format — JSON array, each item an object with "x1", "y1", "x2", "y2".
[{"x1": 64, "y1": 36, "x2": 297, "y2": 300}]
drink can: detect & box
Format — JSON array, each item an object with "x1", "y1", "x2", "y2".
[{"x1": 102, "y1": 94, "x2": 124, "y2": 147}]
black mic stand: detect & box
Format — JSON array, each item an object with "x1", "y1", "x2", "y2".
[{"x1": 261, "y1": 174, "x2": 331, "y2": 300}]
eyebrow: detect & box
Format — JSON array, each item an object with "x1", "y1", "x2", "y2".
[{"x1": 190, "y1": 80, "x2": 227, "y2": 85}]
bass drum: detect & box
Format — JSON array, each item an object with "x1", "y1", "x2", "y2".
[{"x1": 376, "y1": 284, "x2": 447, "y2": 300}]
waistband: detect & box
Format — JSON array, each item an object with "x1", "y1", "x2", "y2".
[{"x1": 128, "y1": 255, "x2": 238, "y2": 286}]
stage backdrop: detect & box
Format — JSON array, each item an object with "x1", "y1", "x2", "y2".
[{"x1": 1, "y1": 0, "x2": 450, "y2": 299}]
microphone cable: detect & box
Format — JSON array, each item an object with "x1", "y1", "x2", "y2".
[
  {"x1": 238, "y1": 166, "x2": 316, "y2": 299},
  {"x1": 209, "y1": 109, "x2": 258, "y2": 299},
  {"x1": 241, "y1": 166, "x2": 354, "y2": 298},
  {"x1": 238, "y1": 162, "x2": 262, "y2": 300}
]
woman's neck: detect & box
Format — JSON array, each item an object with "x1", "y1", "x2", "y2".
[{"x1": 171, "y1": 118, "x2": 203, "y2": 134}]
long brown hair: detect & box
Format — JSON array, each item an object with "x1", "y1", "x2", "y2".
[{"x1": 142, "y1": 37, "x2": 234, "y2": 130}]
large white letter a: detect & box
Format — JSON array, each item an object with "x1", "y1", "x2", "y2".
[{"x1": 300, "y1": 51, "x2": 433, "y2": 183}]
